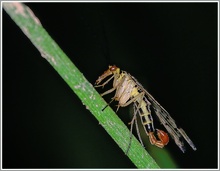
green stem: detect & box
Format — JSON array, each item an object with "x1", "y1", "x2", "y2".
[{"x1": 3, "y1": 2, "x2": 160, "y2": 168}]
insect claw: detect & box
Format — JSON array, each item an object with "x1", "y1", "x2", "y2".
[
  {"x1": 116, "y1": 105, "x2": 120, "y2": 112},
  {"x1": 157, "y1": 129, "x2": 169, "y2": 145},
  {"x1": 148, "y1": 130, "x2": 169, "y2": 148}
]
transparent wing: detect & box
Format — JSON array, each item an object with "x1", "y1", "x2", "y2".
[{"x1": 130, "y1": 74, "x2": 197, "y2": 152}]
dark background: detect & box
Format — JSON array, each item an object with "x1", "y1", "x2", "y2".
[{"x1": 3, "y1": 2, "x2": 218, "y2": 169}]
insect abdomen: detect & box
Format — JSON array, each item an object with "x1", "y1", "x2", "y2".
[{"x1": 138, "y1": 101, "x2": 155, "y2": 133}]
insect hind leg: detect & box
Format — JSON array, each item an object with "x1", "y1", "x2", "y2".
[{"x1": 126, "y1": 103, "x2": 145, "y2": 155}]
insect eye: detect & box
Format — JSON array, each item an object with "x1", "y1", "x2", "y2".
[{"x1": 110, "y1": 65, "x2": 118, "y2": 71}]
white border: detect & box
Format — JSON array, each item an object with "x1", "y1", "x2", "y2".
[{"x1": 1, "y1": 1, "x2": 219, "y2": 170}]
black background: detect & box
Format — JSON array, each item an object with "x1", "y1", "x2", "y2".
[{"x1": 3, "y1": 2, "x2": 218, "y2": 169}]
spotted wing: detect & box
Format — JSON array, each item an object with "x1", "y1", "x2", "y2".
[{"x1": 130, "y1": 74, "x2": 197, "y2": 152}]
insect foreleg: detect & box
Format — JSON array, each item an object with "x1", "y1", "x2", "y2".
[{"x1": 94, "y1": 74, "x2": 115, "y2": 88}]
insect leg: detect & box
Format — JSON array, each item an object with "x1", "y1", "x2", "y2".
[
  {"x1": 133, "y1": 103, "x2": 145, "y2": 147},
  {"x1": 100, "y1": 87, "x2": 116, "y2": 97},
  {"x1": 119, "y1": 91, "x2": 146, "y2": 108},
  {"x1": 126, "y1": 112, "x2": 136, "y2": 155},
  {"x1": 95, "y1": 74, "x2": 115, "y2": 88},
  {"x1": 126, "y1": 103, "x2": 144, "y2": 154}
]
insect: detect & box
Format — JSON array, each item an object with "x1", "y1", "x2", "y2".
[{"x1": 95, "y1": 65, "x2": 197, "y2": 153}]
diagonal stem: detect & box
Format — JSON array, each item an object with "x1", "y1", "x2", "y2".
[{"x1": 3, "y1": 2, "x2": 160, "y2": 168}]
